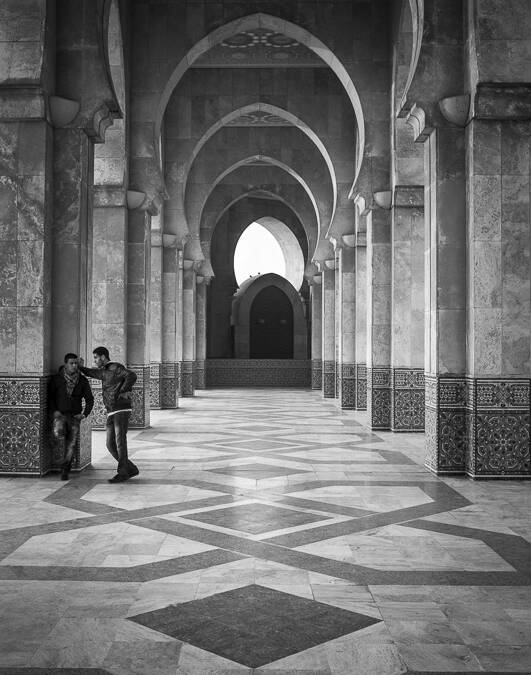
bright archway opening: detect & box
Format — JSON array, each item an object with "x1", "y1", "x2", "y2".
[{"x1": 234, "y1": 220, "x2": 304, "y2": 290}]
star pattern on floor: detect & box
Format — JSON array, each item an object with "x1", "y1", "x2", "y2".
[{"x1": 1, "y1": 388, "x2": 530, "y2": 674}]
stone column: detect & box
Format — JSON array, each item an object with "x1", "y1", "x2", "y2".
[
  {"x1": 355, "y1": 236, "x2": 367, "y2": 410},
  {"x1": 465, "y1": 108, "x2": 531, "y2": 477},
  {"x1": 181, "y1": 261, "x2": 196, "y2": 397},
  {"x1": 391, "y1": 186, "x2": 425, "y2": 431},
  {"x1": 160, "y1": 238, "x2": 180, "y2": 408},
  {"x1": 0, "y1": 95, "x2": 54, "y2": 475},
  {"x1": 334, "y1": 249, "x2": 341, "y2": 399},
  {"x1": 149, "y1": 230, "x2": 163, "y2": 410},
  {"x1": 91, "y1": 187, "x2": 128, "y2": 428},
  {"x1": 310, "y1": 275, "x2": 323, "y2": 390},
  {"x1": 338, "y1": 238, "x2": 356, "y2": 409},
  {"x1": 176, "y1": 250, "x2": 184, "y2": 398},
  {"x1": 127, "y1": 208, "x2": 151, "y2": 427},
  {"x1": 422, "y1": 124, "x2": 467, "y2": 474},
  {"x1": 195, "y1": 276, "x2": 208, "y2": 390},
  {"x1": 321, "y1": 263, "x2": 336, "y2": 398},
  {"x1": 366, "y1": 206, "x2": 392, "y2": 429}
]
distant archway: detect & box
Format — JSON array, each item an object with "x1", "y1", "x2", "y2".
[{"x1": 250, "y1": 286, "x2": 294, "y2": 359}]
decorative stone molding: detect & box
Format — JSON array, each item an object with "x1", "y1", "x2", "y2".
[
  {"x1": 311, "y1": 359, "x2": 322, "y2": 390},
  {"x1": 87, "y1": 103, "x2": 116, "y2": 143},
  {"x1": 367, "y1": 367, "x2": 391, "y2": 430},
  {"x1": 466, "y1": 378, "x2": 530, "y2": 478},
  {"x1": 322, "y1": 360, "x2": 335, "y2": 398},
  {"x1": 405, "y1": 103, "x2": 433, "y2": 142},
  {"x1": 324, "y1": 259, "x2": 336, "y2": 270},
  {"x1": 49, "y1": 95, "x2": 80, "y2": 127},
  {"x1": 373, "y1": 191, "x2": 392, "y2": 210},
  {"x1": 206, "y1": 360, "x2": 311, "y2": 388},
  {"x1": 126, "y1": 190, "x2": 146, "y2": 210},
  {"x1": 424, "y1": 375, "x2": 467, "y2": 475},
  {"x1": 438, "y1": 94, "x2": 470, "y2": 127},
  {"x1": 341, "y1": 234, "x2": 356, "y2": 248},
  {"x1": 312, "y1": 274, "x2": 322, "y2": 285},
  {"x1": 474, "y1": 84, "x2": 531, "y2": 121},
  {"x1": 182, "y1": 259, "x2": 194, "y2": 271},
  {"x1": 391, "y1": 368, "x2": 425, "y2": 432}
]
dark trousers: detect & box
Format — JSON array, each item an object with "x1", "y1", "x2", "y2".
[
  {"x1": 105, "y1": 411, "x2": 137, "y2": 477},
  {"x1": 52, "y1": 413, "x2": 80, "y2": 469}
]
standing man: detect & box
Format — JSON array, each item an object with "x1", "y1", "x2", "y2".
[
  {"x1": 79, "y1": 346, "x2": 139, "y2": 483},
  {"x1": 48, "y1": 353, "x2": 94, "y2": 480}
]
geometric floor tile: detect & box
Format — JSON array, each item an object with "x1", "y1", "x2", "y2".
[
  {"x1": 287, "y1": 485, "x2": 432, "y2": 512},
  {"x1": 213, "y1": 439, "x2": 301, "y2": 452},
  {"x1": 81, "y1": 484, "x2": 226, "y2": 510},
  {"x1": 182, "y1": 502, "x2": 330, "y2": 534},
  {"x1": 208, "y1": 462, "x2": 310, "y2": 479},
  {"x1": 128, "y1": 584, "x2": 381, "y2": 668},
  {"x1": 283, "y1": 447, "x2": 386, "y2": 462}
]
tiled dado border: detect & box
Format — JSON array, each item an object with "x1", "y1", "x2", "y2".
[
  {"x1": 322, "y1": 360, "x2": 335, "y2": 398},
  {"x1": 0, "y1": 376, "x2": 91, "y2": 475},
  {"x1": 181, "y1": 360, "x2": 195, "y2": 397},
  {"x1": 425, "y1": 375, "x2": 531, "y2": 478},
  {"x1": 194, "y1": 359, "x2": 206, "y2": 390},
  {"x1": 366, "y1": 366, "x2": 391, "y2": 430},
  {"x1": 466, "y1": 378, "x2": 530, "y2": 478},
  {"x1": 391, "y1": 368, "x2": 425, "y2": 432},
  {"x1": 355, "y1": 363, "x2": 367, "y2": 410},
  {"x1": 206, "y1": 360, "x2": 311, "y2": 388},
  {"x1": 311, "y1": 359, "x2": 322, "y2": 390},
  {"x1": 339, "y1": 362, "x2": 355, "y2": 410},
  {"x1": 150, "y1": 362, "x2": 179, "y2": 410}
]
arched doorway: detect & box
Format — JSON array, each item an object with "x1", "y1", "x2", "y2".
[{"x1": 250, "y1": 286, "x2": 294, "y2": 359}]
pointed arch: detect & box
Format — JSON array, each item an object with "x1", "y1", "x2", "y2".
[{"x1": 155, "y1": 13, "x2": 365, "y2": 186}]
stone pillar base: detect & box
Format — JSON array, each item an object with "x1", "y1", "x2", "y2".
[
  {"x1": 391, "y1": 368, "x2": 425, "y2": 432},
  {"x1": 150, "y1": 363, "x2": 162, "y2": 410},
  {"x1": 367, "y1": 367, "x2": 391, "y2": 430},
  {"x1": 466, "y1": 378, "x2": 530, "y2": 478},
  {"x1": 322, "y1": 360, "x2": 335, "y2": 398},
  {"x1": 195, "y1": 359, "x2": 206, "y2": 389},
  {"x1": 129, "y1": 365, "x2": 150, "y2": 428},
  {"x1": 181, "y1": 361, "x2": 195, "y2": 397},
  {"x1": 355, "y1": 364, "x2": 367, "y2": 410},
  {"x1": 311, "y1": 359, "x2": 322, "y2": 390},
  {"x1": 425, "y1": 375, "x2": 467, "y2": 475},
  {"x1": 340, "y1": 363, "x2": 356, "y2": 409}
]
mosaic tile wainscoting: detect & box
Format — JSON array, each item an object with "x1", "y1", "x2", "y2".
[
  {"x1": 340, "y1": 362, "x2": 356, "y2": 410},
  {"x1": 194, "y1": 359, "x2": 206, "y2": 389},
  {"x1": 367, "y1": 366, "x2": 391, "y2": 430},
  {"x1": 181, "y1": 360, "x2": 195, "y2": 397},
  {"x1": 129, "y1": 365, "x2": 150, "y2": 429},
  {"x1": 355, "y1": 362, "x2": 367, "y2": 410},
  {"x1": 466, "y1": 378, "x2": 531, "y2": 478},
  {"x1": 206, "y1": 359, "x2": 311, "y2": 388},
  {"x1": 0, "y1": 376, "x2": 50, "y2": 474},
  {"x1": 425, "y1": 375, "x2": 467, "y2": 475},
  {"x1": 322, "y1": 360, "x2": 335, "y2": 398},
  {"x1": 1, "y1": 387, "x2": 530, "y2": 674},
  {"x1": 150, "y1": 362, "x2": 179, "y2": 410},
  {"x1": 391, "y1": 368, "x2": 425, "y2": 432},
  {"x1": 311, "y1": 358, "x2": 322, "y2": 390}
]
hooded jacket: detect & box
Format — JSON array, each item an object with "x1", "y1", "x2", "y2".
[
  {"x1": 48, "y1": 368, "x2": 94, "y2": 417},
  {"x1": 79, "y1": 362, "x2": 137, "y2": 414}
]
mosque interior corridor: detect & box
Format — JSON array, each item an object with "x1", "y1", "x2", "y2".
[{"x1": 1, "y1": 389, "x2": 530, "y2": 674}]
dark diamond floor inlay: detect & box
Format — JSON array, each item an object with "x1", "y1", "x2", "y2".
[
  {"x1": 208, "y1": 462, "x2": 309, "y2": 479},
  {"x1": 128, "y1": 584, "x2": 380, "y2": 668},
  {"x1": 182, "y1": 502, "x2": 330, "y2": 534}
]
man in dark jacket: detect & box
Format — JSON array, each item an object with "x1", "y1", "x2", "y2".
[
  {"x1": 48, "y1": 353, "x2": 94, "y2": 480},
  {"x1": 79, "y1": 346, "x2": 139, "y2": 483}
]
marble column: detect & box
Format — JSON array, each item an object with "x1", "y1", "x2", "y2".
[
  {"x1": 149, "y1": 230, "x2": 163, "y2": 410},
  {"x1": 391, "y1": 186, "x2": 425, "y2": 431},
  {"x1": 181, "y1": 262, "x2": 196, "y2": 397},
  {"x1": 422, "y1": 125, "x2": 467, "y2": 474},
  {"x1": 355, "y1": 238, "x2": 367, "y2": 410},
  {"x1": 334, "y1": 249, "x2": 340, "y2": 399},
  {"x1": 0, "y1": 104, "x2": 54, "y2": 474},
  {"x1": 465, "y1": 111, "x2": 531, "y2": 477},
  {"x1": 127, "y1": 208, "x2": 151, "y2": 427},
  {"x1": 160, "y1": 238, "x2": 180, "y2": 408},
  {"x1": 366, "y1": 207, "x2": 392, "y2": 430},
  {"x1": 195, "y1": 276, "x2": 208, "y2": 390},
  {"x1": 321, "y1": 264, "x2": 336, "y2": 398},
  {"x1": 176, "y1": 250, "x2": 184, "y2": 398},
  {"x1": 310, "y1": 275, "x2": 322, "y2": 390},
  {"x1": 338, "y1": 239, "x2": 356, "y2": 410},
  {"x1": 90, "y1": 187, "x2": 128, "y2": 429}
]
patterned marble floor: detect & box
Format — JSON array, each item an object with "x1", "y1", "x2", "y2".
[{"x1": 1, "y1": 388, "x2": 530, "y2": 674}]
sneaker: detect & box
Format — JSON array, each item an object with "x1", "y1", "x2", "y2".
[
  {"x1": 128, "y1": 466, "x2": 139, "y2": 478},
  {"x1": 108, "y1": 474, "x2": 129, "y2": 484}
]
